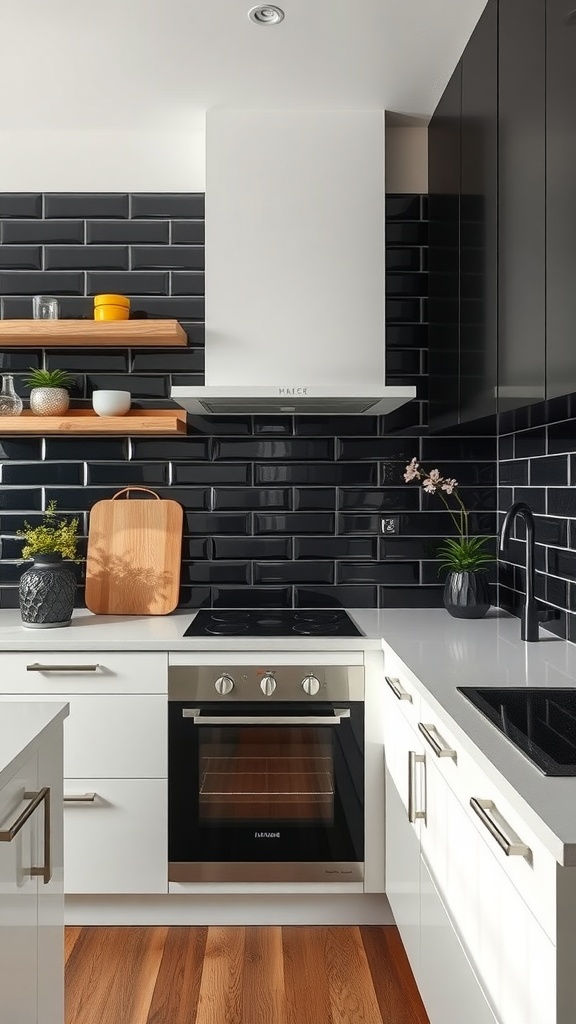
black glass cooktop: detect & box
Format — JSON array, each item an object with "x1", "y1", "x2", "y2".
[
  {"x1": 458, "y1": 687, "x2": 576, "y2": 776},
  {"x1": 183, "y1": 609, "x2": 364, "y2": 638}
]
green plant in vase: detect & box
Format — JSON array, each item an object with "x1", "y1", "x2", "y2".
[
  {"x1": 23, "y1": 367, "x2": 75, "y2": 416},
  {"x1": 17, "y1": 501, "x2": 80, "y2": 629},
  {"x1": 17, "y1": 500, "x2": 79, "y2": 561}
]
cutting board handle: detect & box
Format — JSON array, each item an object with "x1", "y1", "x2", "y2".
[{"x1": 111, "y1": 487, "x2": 161, "y2": 501}]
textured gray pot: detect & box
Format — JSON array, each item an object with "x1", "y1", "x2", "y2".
[
  {"x1": 19, "y1": 553, "x2": 76, "y2": 629},
  {"x1": 443, "y1": 570, "x2": 491, "y2": 619}
]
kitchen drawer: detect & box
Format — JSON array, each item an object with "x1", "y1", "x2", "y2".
[
  {"x1": 382, "y1": 646, "x2": 421, "y2": 730},
  {"x1": 0, "y1": 694, "x2": 167, "y2": 778},
  {"x1": 418, "y1": 693, "x2": 557, "y2": 944},
  {"x1": 63, "y1": 778, "x2": 167, "y2": 894},
  {"x1": 0, "y1": 651, "x2": 168, "y2": 694}
]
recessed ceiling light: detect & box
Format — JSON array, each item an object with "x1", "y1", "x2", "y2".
[{"x1": 248, "y1": 5, "x2": 285, "y2": 25}]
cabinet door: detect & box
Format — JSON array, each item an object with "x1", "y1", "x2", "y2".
[
  {"x1": 459, "y1": 0, "x2": 498, "y2": 424},
  {"x1": 428, "y1": 60, "x2": 461, "y2": 431},
  {"x1": 0, "y1": 754, "x2": 39, "y2": 1024},
  {"x1": 383, "y1": 688, "x2": 423, "y2": 977},
  {"x1": 546, "y1": 0, "x2": 576, "y2": 399}
]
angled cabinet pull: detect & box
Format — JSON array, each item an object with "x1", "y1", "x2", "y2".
[
  {"x1": 0, "y1": 787, "x2": 51, "y2": 883},
  {"x1": 418, "y1": 722, "x2": 457, "y2": 760},
  {"x1": 63, "y1": 793, "x2": 97, "y2": 803},
  {"x1": 470, "y1": 798, "x2": 531, "y2": 858},
  {"x1": 385, "y1": 676, "x2": 412, "y2": 702}
]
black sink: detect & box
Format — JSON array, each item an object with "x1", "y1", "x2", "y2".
[{"x1": 458, "y1": 687, "x2": 576, "y2": 776}]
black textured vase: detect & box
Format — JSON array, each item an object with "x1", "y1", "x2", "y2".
[
  {"x1": 19, "y1": 553, "x2": 76, "y2": 629},
  {"x1": 443, "y1": 570, "x2": 491, "y2": 619}
]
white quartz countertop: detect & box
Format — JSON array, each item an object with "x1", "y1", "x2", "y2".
[{"x1": 0, "y1": 701, "x2": 69, "y2": 788}]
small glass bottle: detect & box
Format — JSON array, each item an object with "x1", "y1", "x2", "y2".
[{"x1": 0, "y1": 375, "x2": 23, "y2": 416}]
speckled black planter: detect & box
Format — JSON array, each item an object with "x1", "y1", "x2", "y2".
[
  {"x1": 443, "y1": 570, "x2": 491, "y2": 619},
  {"x1": 19, "y1": 553, "x2": 76, "y2": 628}
]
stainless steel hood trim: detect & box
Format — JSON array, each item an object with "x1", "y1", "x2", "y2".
[
  {"x1": 171, "y1": 385, "x2": 417, "y2": 416},
  {"x1": 169, "y1": 861, "x2": 364, "y2": 883}
]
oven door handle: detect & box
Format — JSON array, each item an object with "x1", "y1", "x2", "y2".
[{"x1": 182, "y1": 708, "x2": 351, "y2": 726}]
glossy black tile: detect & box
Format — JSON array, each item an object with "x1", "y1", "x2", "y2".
[
  {"x1": 186, "y1": 415, "x2": 251, "y2": 436},
  {"x1": 294, "y1": 537, "x2": 377, "y2": 559},
  {"x1": 254, "y1": 562, "x2": 334, "y2": 585},
  {"x1": 256, "y1": 463, "x2": 378, "y2": 487},
  {"x1": 386, "y1": 350, "x2": 421, "y2": 375},
  {"x1": 185, "y1": 513, "x2": 250, "y2": 535},
  {"x1": 87, "y1": 220, "x2": 169, "y2": 244},
  {"x1": 295, "y1": 586, "x2": 378, "y2": 609},
  {"x1": 0, "y1": 352, "x2": 41, "y2": 372},
  {"x1": 398, "y1": 511, "x2": 495, "y2": 536},
  {"x1": 0, "y1": 562, "x2": 27, "y2": 584},
  {"x1": 181, "y1": 538, "x2": 212, "y2": 559},
  {"x1": 0, "y1": 439, "x2": 42, "y2": 461},
  {"x1": 255, "y1": 514, "x2": 335, "y2": 535},
  {"x1": 87, "y1": 374, "x2": 169, "y2": 398},
  {"x1": 338, "y1": 562, "x2": 419, "y2": 584},
  {"x1": 128, "y1": 296, "x2": 205, "y2": 318},
  {"x1": 385, "y1": 196, "x2": 421, "y2": 221},
  {"x1": 548, "y1": 549, "x2": 576, "y2": 583},
  {"x1": 86, "y1": 464, "x2": 169, "y2": 485},
  {"x1": 131, "y1": 246, "x2": 204, "y2": 270},
  {"x1": 337, "y1": 514, "x2": 381, "y2": 535},
  {"x1": 547, "y1": 489, "x2": 576, "y2": 518},
  {"x1": 421, "y1": 437, "x2": 497, "y2": 460},
  {"x1": 171, "y1": 272, "x2": 205, "y2": 296},
  {"x1": 379, "y1": 536, "x2": 444, "y2": 560},
  {"x1": 46, "y1": 351, "x2": 129, "y2": 373},
  {"x1": 2, "y1": 220, "x2": 84, "y2": 244},
  {"x1": 513, "y1": 427, "x2": 546, "y2": 459},
  {"x1": 214, "y1": 488, "x2": 292, "y2": 511},
  {"x1": 2, "y1": 296, "x2": 93, "y2": 318},
  {"x1": 179, "y1": 324, "x2": 206, "y2": 347},
  {"x1": 0, "y1": 194, "x2": 42, "y2": 218},
  {"x1": 176, "y1": 587, "x2": 211, "y2": 609},
  {"x1": 251, "y1": 417, "x2": 294, "y2": 435},
  {"x1": 0, "y1": 246, "x2": 41, "y2": 270},
  {"x1": 0, "y1": 489, "x2": 42, "y2": 510},
  {"x1": 172, "y1": 221, "x2": 205, "y2": 244},
  {"x1": 293, "y1": 416, "x2": 377, "y2": 436},
  {"x1": 499, "y1": 460, "x2": 529, "y2": 486},
  {"x1": 546, "y1": 575, "x2": 568, "y2": 609},
  {"x1": 44, "y1": 194, "x2": 129, "y2": 218},
  {"x1": 132, "y1": 438, "x2": 209, "y2": 460},
  {"x1": 45, "y1": 438, "x2": 128, "y2": 461},
  {"x1": 385, "y1": 222, "x2": 428, "y2": 246},
  {"x1": 0, "y1": 272, "x2": 84, "y2": 294},
  {"x1": 339, "y1": 488, "x2": 419, "y2": 512},
  {"x1": 173, "y1": 464, "x2": 251, "y2": 486},
  {"x1": 386, "y1": 299, "x2": 422, "y2": 323},
  {"x1": 184, "y1": 562, "x2": 251, "y2": 585},
  {"x1": 378, "y1": 586, "x2": 445, "y2": 609},
  {"x1": 385, "y1": 323, "x2": 428, "y2": 348},
  {"x1": 213, "y1": 537, "x2": 291, "y2": 560},
  {"x1": 337, "y1": 438, "x2": 419, "y2": 462},
  {"x1": 549, "y1": 420, "x2": 576, "y2": 454},
  {"x1": 45, "y1": 246, "x2": 129, "y2": 270},
  {"x1": 387, "y1": 273, "x2": 428, "y2": 297},
  {"x1": 130, "y1": 194, "x2": 205, "y2": 219},
  {"x1": 0, "y1": 538, "x2": 30, "y2": 559},
  {"x1": 144, "y1": 487, "x2": 209, "y2": 510},
  {"x1": 86, "y1": 271, "x2": 169, "y2": 295},
  {"x1": 511, "y1": 487, "x2": 546, "y2": 515},
  {"x1": 215, "y1": 438, "x2": 334, "y2": 461},
  {"x1": 530, "y1": 455, "x2": 569, "y2": 486},
  {"x1": 211, "y1": 587, "x2": 292, "y2": 608},
  {"x1": 1, "y1": 463, "x2": 83, "y2": 485},
  {"x1": 498, "y1": 434, "x2": 514, "y2": 461},
  {"x1": 294, "y1": 488, "x2": 336, "y2": 510},
  {"x1": 386, "y1": 248, "x2": 422, "y2": 272}
]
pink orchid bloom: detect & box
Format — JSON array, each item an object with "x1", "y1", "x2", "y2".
[{"x1": 403, "y1": 458, "x2": 420, "y2": 483}]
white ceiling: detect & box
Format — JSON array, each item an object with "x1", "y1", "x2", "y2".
[{"x1": 1, "y1": 0, "x2": 487, "y2": 130}]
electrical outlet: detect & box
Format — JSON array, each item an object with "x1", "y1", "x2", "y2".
[{"x1": 381, "y1": 516, "x2": 400, "y2": 535}]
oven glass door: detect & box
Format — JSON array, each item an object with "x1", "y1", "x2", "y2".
[{"x1": 169, "y1": 701, "x2": 364, "y2": 869}]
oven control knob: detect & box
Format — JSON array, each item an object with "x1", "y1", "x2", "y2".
[
  {"x1": 301, "y1": 674, "x2": 321, "y2": 696},
  {"x1": 214, "y1": 673, "x2": 235, "y2": 695},
  {"x1": 260, "y1": 673, "x2": 277, "y2": 696}
]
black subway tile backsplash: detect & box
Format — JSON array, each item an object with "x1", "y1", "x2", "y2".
[
  {"x1": 45, "y1": 246, "x2": 129, "y2": 271},
  {"x1": 0, "y1": 271, "x2": 84, "y2": 294},
  {"x1": 0, "y1": 194, "x2": 42, "y2": 218},
  {"x1": 130, "y1": 246, "x2": 204, "y2": 270},
  {"x1": 44, "y1": 194, "x2": 129, "y2": 219},
  {"x1": 0, "y1": 246, "x2": 42, "y2": 270},
  {"x1": 130, "y1": 194, "x2": 205, "y2": 219},
  {"x1": 86, "y1": 220, "x2": 169, "y2": 245}
]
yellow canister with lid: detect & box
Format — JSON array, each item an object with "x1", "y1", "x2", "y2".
[{"x1": 93, "y1": 294, "x2": 131, "y2": 321}]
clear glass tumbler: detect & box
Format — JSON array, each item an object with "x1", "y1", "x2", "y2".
[{"x1": 32, "y1": 295, "x2": 59, "y2": 319}]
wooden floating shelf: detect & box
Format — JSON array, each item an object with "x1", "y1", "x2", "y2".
[
  {"x1": 0, "y1": 409, "x2": 187, "y2": 435},
  {"x1": 0, "y1": 319, "x2": 188, "y2": 347}
]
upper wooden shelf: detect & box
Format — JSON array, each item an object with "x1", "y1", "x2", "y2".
[
  {"x1": 0, "y1": 319, "x2": 188, "y2": 347},
  {"x1": 0, "y1": 409, "x2": 187, "y2": 435}
]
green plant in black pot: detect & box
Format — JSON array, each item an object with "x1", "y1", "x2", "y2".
[
  {"x1": 17, "y1": 501, "x2": 80, "y2": 629},
  {"x1": 23, "y1": 367, "x2": 75, "y2": 416}
]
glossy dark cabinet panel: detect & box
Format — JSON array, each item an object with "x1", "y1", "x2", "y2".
[
  {"x1": 498, "y1": 0, "x2": 545, "y2": 413},
  {"x1": 546, "y1": 0, "x2": 576, "y2": 398}
]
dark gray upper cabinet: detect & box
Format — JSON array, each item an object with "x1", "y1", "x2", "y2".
[
  {"x1": 459, "y1": 0, "x2": 498, "y2": 424},
  {"x1": 427, "y1": 0, "x2": 497, "y2": 430},
  {"x1": 546, "y1": 0, "x2": 576, "y2": 399},
  {"x1": 498, "y1": 0, "x2": 546, "y2": 412},
  {"x1": 428, "y1": 62, "x2": 461, "y2": 431}
]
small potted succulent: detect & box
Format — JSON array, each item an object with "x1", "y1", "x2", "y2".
[
  {"x1": 17, "y1": 500, "x2": 79, "y2": 628},
  {"x1": 23, "y1": 367, "x2": 75, "y2": 416}
]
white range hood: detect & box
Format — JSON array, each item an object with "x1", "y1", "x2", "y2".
[{"x1": 171, "y1": 110, "x2": 416, "y2": 417}]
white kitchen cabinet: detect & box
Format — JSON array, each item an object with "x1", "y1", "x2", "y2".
[
  {"x1": 2, "y1": 651, "x2": 168, "y2": 694},
  {"x1": 63, "y1": 778, "x2": 167, "y2": 894},
  {"x1": 0, "y1": 709, "x2": 65, "y2": 1024}
]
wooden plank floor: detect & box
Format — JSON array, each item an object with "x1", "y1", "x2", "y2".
[{"x1": 65, "y1": 926, "x2": 429, "y2": 1024}]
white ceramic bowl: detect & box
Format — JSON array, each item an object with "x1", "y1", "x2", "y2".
[{"x1": 92, "y1": 390, "x2": 131, "y2": 416}]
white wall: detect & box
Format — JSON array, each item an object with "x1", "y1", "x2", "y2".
[
  {"x1": 0, "y1": 130, "x2": 206, "y2": 192},
  {"x1": 385, "y1": 127, "x2": 428, "y2": 193}
]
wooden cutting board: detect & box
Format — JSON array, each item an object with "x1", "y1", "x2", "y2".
[{"x1": 85, "y1": 487, "x2": 183, "y2": 615}]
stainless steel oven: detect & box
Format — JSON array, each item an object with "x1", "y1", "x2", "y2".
[{"x1": 168, "y1": 662, "x2": 364, "y2": 883}]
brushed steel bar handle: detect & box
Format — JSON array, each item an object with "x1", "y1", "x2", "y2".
[
  {"x1": 183, "y1": 708, "x2": 350, "y2": 726},
  {"x1": 470, "y1": 798, "x2": 531, "y2": 858},
  {"x1": 408, "y1": 751, "x2": 426, "y2": 824},
  {"x1": 385, "y1": 676, "x2": 412, "y2": 702},
  {"x1": 0, "y1": 787, "x2": 51, "y2": 884},
  {"x1": 64, "y1": 793, "x2": 97, "y2": 803},
  {"x1": 27, "y1": 663, "x2": 100, "y2": 672},
  {"x1": 418, "y1": 722, "x2": 457, "y2": 760}
]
